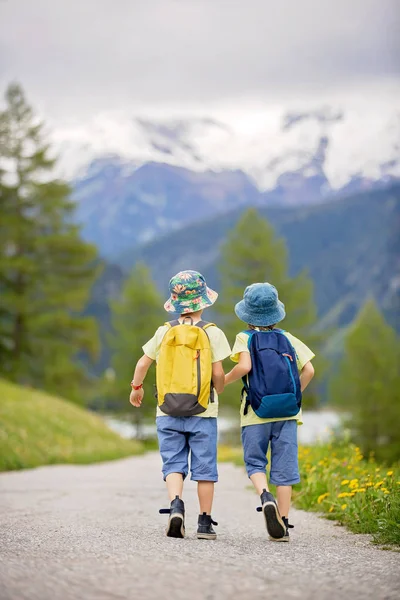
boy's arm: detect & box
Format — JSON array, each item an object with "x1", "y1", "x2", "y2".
[
  {"x1": 129, "y1": 354, "x2": 154, "y2": 407},
  {"x1": 300, "y1": 360, "x2": 314, "y2": 392},
  {"x1": 212, "y1": 361, "x2": 225, "y2": 394},
  {"x1": 225, "y1": 352, "x2": 252, "y2": 385}
]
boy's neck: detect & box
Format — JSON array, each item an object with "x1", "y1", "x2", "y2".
[{"x1": 179, "y1": 310, "x2": 203, "y2": 323}]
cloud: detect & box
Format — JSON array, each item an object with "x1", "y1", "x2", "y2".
[{"x1": 1, "y1": 0, "x2": 399, "y2": 118}]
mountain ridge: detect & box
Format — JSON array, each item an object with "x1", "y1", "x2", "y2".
[
  {"x1": 87, "y1": 184, "x2": 400, "y2": 372},
  {"x1": 119, "y1": 183, "x2": 400, "y2": 329},
  {"x1": 59, "y1": 104, "x2": 400, "y2": 192},
  {"x1": 68, "y1": 103, "x2": 399, "y2": 257}
]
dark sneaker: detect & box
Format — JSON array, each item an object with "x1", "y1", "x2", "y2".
[
  {"x1": 159, "y1": 495, "x2": 185, "y2": 538},
  {"x1": 197, "y1": 512, "x2": 218, "y2": 540},
  {"x1": 256, "y1": 488, "x2": 286, "y2": 539},
  {"x1": 269, "y1": 516, "x2": 293, "y2": 542}
]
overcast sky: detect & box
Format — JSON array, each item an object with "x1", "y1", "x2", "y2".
[{"x1": 0, "y1": 0, "x2": 399, "y2": 119}]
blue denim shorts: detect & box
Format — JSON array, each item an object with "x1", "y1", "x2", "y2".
[
  {"x1": 241, "y1": 420, "x2": 300, "y2": 486},
  {"x1": 156, "y1": 416, "x2": 218, "y2": 482}
]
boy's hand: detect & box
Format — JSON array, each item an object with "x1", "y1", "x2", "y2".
[{"x1": 130, "y1": 388, "x2": 144, "y2": 407}]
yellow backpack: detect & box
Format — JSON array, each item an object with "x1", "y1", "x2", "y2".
[{"x1": 156, "y1": 319, "x2": 215, "y2": 417}]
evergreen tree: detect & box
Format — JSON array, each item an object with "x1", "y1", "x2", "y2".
[
  {"x1": 108, "y1": 263, "x2": 164, "y2": 429},
  {"x1": 330, "y1": 300, "x2": 400, "y2": 462},
  {"x1": 215, "y1": 208, "x2": 321, "y2": 407},
  {"x1": 0, "y1": 83, "x2": 99, "y2": 400}
]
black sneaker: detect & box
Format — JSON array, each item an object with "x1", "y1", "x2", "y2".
[
  {"x1": 159, "y1": 496, "x2": 185, "y2": 538},
  {"x1": 197, "y1": 512, "x2": 218, "y2": 540},
  {"x1": 269, "y1": 516, "x2": 294, "y2": 542},
  {"x1": 256, "y1": 489, "x2": 286, "y2": 539}
]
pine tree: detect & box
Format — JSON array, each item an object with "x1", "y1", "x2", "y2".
[
  {"x1": 215, "y1": 208, "x2": 321, "y2": 407},
  {"x1": 108, "y1": 263, "x2": 164, "y2": 429},
  {"x1": 330, "y1": 300, "x2": 400, "y2": 462},
  {"x1": 0, "y1": 83, "x2": 100, "y2": 400}
]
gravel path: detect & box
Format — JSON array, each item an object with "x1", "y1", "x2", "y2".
[{"x1": 0, "y1": 453, "x2": 399, "y2": 600}]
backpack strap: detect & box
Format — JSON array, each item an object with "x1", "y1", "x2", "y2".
[
  {"x1": 195, "y1": 321, "x2": 216, "y2": 403},
  {"x1": 242, "y1": 381, "x2": 251, "y2": 415},
  {"x1": 241, "y1": 331, "x2": 253, "y2": 415},
  {"x1": 195, "y1": 320, "x2": 215, "y2": 330},
  {"x1": 165, "y1": 320, "x2": 180, "y2": 328}
]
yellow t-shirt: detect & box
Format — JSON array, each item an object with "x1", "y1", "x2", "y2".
[
  {"x1": 230, "y1": 330, "x2": 315, "y2": 427},
  {"x1": 143, "y1": 323, "x2": 231, "y2": 418}
]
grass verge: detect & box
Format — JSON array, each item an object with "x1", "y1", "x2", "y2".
[
  {"x1": 218, "y1": 443, "x2": 400, "y2": 546},
  {"x1": 0, "y1": 379, "x2": 143, "y2": 471}
]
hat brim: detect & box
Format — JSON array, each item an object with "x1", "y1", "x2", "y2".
[
  {"x1": 164, "y1": 287, "x2": 218, "y2": 314},
  {"x1": 234, "y1": 299, "x2": 286, "y2": 326}
]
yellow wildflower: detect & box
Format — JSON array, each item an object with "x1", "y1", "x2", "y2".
[
  {"x1": 338, "y1": 492, "x2": 349, "y2": 498},
  {"x1": 374, "y1": 481, "x2": 384, "y2": 488},
  {"x1": 384, "y1": 491, "x2": 390, "y2": 495},
  {"x1": 341, "y1": 479, "x2": 349, "y2": 486},
  {"x1": 341, "y1": 504, "x2": 347, "y2": 510},
  {"x1": 354, "y1": 488, "x2": 366, "y2": 493},
  {"x1": 317, "y1": 493, "x2": 329, "y2": 504},
  {"x1": 387, "y1": 471, "x2": 393, "y2": 476},
  {"x1": 329, "y1": 506, "x2": 334, "y2": 513}
]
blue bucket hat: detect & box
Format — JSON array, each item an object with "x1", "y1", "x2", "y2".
[{"x1": 235, "y1": 282, "x2": 286, "y2": 327}]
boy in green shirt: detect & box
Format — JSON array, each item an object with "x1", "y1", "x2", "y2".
[
  {"x1": 129, "y1": 271, "x2": 231, "y2": 540},
  {"x1": 225, "y1": 282, "x2": 315, "y2": 541}
]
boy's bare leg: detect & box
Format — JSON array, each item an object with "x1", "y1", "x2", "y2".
[
  {"x1": 197, "y1": 481, "x2": 214, "y2": 514},
  {"x1": 276, "y1": 485, "x2": 292, "y2": 518},
  {"x1": 250, "y1": 472, "x2": 269, "y2": 495},
  {"x1": 166, "y1": 473, "x2": 184, "y2": 500}
]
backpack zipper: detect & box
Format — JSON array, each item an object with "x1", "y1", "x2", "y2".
[
  {"x1": 283, "y1": 355, "x2": 297, "y2": 395},
  {"x1": 196, "y1": 350, "x2": 201, "y2": 398}
]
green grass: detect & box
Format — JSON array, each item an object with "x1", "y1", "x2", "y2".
[
  {"x1": 218, "y1": 443, "x2": 400, "y2": 547},
  {"x1": 0, "y1": 379, "x2": 143, "y2": 471}
]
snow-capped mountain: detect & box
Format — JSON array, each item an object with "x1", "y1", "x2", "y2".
[
  {"x1": 54, "y1": 104, "x2": 400, "y2": 192},
  {"x1": 61, "y1": 103, "x2": 399, "y2": 257}
]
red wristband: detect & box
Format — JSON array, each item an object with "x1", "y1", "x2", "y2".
[{"x1": 130, "y1": 381, "x2": 143, "y2": 390}]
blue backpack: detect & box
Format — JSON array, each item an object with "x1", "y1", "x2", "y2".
[{"x1": 242, "y1": 329, "x2": 302, "y2": 419}]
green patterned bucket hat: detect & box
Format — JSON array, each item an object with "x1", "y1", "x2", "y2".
[{"x1": 164, "y1": 270, "x2": 218, "y2": 314}]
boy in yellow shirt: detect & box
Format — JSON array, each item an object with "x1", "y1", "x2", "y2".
[
  {"x1": 225, "y1": 282, "x2": 315, "y2": 542},
  {"x1": 129, "y1": 270, "x2": 231, "y2": 540}
]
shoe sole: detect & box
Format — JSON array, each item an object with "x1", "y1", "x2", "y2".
[
  {"x1": 196, "y1": 532, "x2": 217, "y2": 540},
  {"x1": 269, "y1": 535, "x2": 290, "y2": 543},
  {"x1": 262, "y1": 502, "x2": 286, "y2": 539},
  {"x1": 166, "y1": 514, "x2": 185, "y2": 538}
]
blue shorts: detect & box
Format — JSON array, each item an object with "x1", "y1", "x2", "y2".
[
  {"x1": 241, "y1": 420, "x2": 300, "y2": 486},
  {"x1": 156, "y1": 416, "x2": 218, "y2": 482}
]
